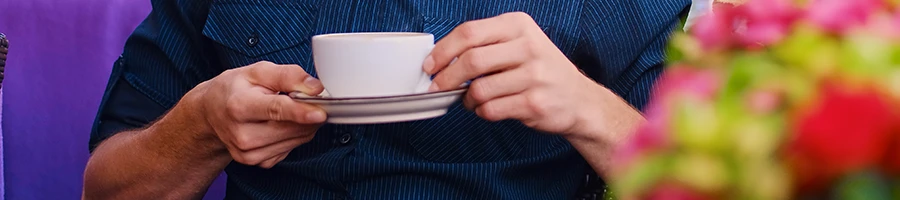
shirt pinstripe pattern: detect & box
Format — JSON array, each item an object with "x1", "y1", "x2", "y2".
[{"x1": 89, "y1": 0, "x2": 690, "y2": 199}]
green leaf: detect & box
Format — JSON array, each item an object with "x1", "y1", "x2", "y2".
[
  {"x1": 667, "y1": 33, "x2": 704, "y2": 65},
  {"x1": 736, "y1": 161, "x2": 791, "y2": 200},
  {"x1": 839, "y1": 31, "x2": 895, "y2": 77},
  {"x1": 673, "y1": 98, "x2": 725, "y2": 153},
  {"x1": 894, "y1": 181, "x2": 900, "y2": 200},
  {"x1": 771, "y1": 24, "x2": 839, "y2": 76},
  {"x1": 833, "y1": 170, "x2": 892, "y2": 200},
  {"x1": 730, "y1": 115, "x2": 785, "y2": 160},
  {"x1": 720, "y1": 53, "x2": 782, "y2": 100},
  {"x1": 671, "y1": 152, "x2": 731, "y2": 193},
  {"x1": 613, "y1": 154, "x2": 672, "y2": 197}
]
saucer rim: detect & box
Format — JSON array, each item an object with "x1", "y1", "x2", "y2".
[{"x1": 290, "y1": 87, "x2": 468, "y2": 102}]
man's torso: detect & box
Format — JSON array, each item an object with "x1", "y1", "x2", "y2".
[{"x1": 104, "y1": 0, "x2": 690, "y2": 199}]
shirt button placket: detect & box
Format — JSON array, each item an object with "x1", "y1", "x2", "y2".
[
  {"x1": 335, "y1": 126, "x2": 354, "y2": 146},
  {"x1": 339, "y1": 133, "x2": 352, "y2": 145},
  {"x1": 331, "y1": 125, "x2": 355, "y2": 200},
  {"x1": 246, "y1": 33, "x2": 259, "y2": 47}
]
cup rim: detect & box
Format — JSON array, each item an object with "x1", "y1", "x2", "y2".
[{"x1": 312, "y1": 32, "x2": 433, "y2": 41}]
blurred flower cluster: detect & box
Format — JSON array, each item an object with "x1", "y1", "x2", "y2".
[{"x1": 610, "y1": 0, "x2": 900, "y2": 199}]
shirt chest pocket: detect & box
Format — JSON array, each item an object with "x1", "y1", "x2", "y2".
[{"x1": 202, "y1": 0, "x2": 319, "y2": 72}]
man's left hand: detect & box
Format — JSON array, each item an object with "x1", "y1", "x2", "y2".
[{"x1": 424, "y1": 12, "x2": 639, "y2": 138}]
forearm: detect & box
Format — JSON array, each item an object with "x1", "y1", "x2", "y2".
[
  {"x1": 565, "y1": 86, "x2": 646, "y2": 180},
  {"x1": 83, "y1": 98, "x2": 231, "y2": 199}
]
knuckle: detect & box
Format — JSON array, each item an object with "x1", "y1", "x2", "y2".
[
  {"x1": 524, "y1": 93, "x2": 547, "y2": 116},
  {"x1": 523, "y1": 119, "x2": 541, "y2": 128},
  {"x1": 243, "y1": 156, "x2": 264, "y2": 166},
  {"x1": 229, "y1": 152, "x2": 245, "y2": 163},
  {"x1": 232, "y1": 133, "x2": 257, "y2": 151},
  {"x1": 523, "y1": 39, "x2": 543, "y2": 57},
  {"x1": 229, "y1": 152, "x2": 257, "y2": 165},
  {"x1": 222, "y1": 68, "x2": 240, "y2": 75},
  {"x1": 274, "y1": 65, "x2": 291, "y2": 77},
  {"x1": 267, "y1": 98, "x2": 285, "y2": 121},
  {"x1": 458, "y1": 22, "x2": 481, "y2": 41},
  {"x1": 431, "y1": 45, "x2": 450, "y2": 61},
  {"x1": 476, "y1": 104, "x2": 501, "y2": 121},
  {"x1": 221, "y1": 69, "x2": 244, "y2": 80},
  {"x1": 259, "y1": 162, "x2": 276, "y2": 169},
  {"x1": 463, "y1": 51, "x2": 487, "y2": 72},
  {"x1": 468, "y1": 80, "x2": 491, "y2": 103},
  {"x1": 525, "y1": 65, "x2": 544, "y2": 84},
  {"x1": 254, "y1": 60, "x2": 275, "y2": 66},
  {"x1": 502, "y1": 12, "x2": 533, "y2": 23},
  {"x1": 224, "y1": 96, "x2": 245, "y2": 120}
]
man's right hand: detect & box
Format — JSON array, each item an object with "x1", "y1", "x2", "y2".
[{"x1": 184, "y1": 61, "x2": 327, "y2": 168}]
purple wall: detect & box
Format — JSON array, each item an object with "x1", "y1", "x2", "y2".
[{"x1": 0, "y1": 0, "x2": 225, "y2": 199}]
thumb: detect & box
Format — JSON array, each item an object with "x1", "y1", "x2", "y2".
[{"x1": 245, "y1": 61, "x2": 324, "y2": 95}]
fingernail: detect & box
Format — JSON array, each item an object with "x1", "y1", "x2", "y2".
[
  {"x1": 304, "y1": 77, "x2": 322, "y2": 89},
  {"x1": 306, "y1": 110, "x2": 326, "y2": 122},
  {"x1": 423, "y1": 55, "x2": 435, "y2": 74},
  {"x1": 428, "y1": 83, "x2": 440, "y2": 92}
]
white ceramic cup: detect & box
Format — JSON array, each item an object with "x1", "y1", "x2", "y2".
[{"x1": 311, "y1": 32, "x2": 435, "y2": 98}]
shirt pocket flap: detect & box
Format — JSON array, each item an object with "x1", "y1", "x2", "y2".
[{"x1": 202, "y1": 1, "x2": 318, "y2": 58}]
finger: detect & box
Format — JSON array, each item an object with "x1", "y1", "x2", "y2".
[
  {"x1": 258, "y1": 151, "x2": 292, "y2": 169},
  {"x1": 475, "y1": 95, "x2": 534, "y2": 122},
  {"x1": 231, "y1": 92, "x2": 327, "y2": 124},
  {"x1": 245, "y1": 61, "x2": 324, "y2": 95},
  {"x1": 231, "y1": 136, "x2": 313, "y2": 166},
  {"x1": 425, "y1": 13, "x2": 526, "y2": 74},
  {"x1": 230, "y1": 121, "x2": 317, "y2": 151},
  {"x1": 431, "y1": 39, "x2": 530, "y2": 91},
  {"x1": 463, "y1": 67, "x2": 533, "y2": 109}
]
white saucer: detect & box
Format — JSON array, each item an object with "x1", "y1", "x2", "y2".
[{"x1": 290, "y1": 88, "x2": 468, "y2": 124}]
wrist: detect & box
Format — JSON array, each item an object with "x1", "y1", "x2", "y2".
[
  {"x1": 570, "y1": 86, "x2": 645, "y2": 143},
  {"x1": 154, "y1": 84, "x2": 228, "y2": 157},
  {"x1": 564, "y1": 85, "x2": 646, "y2": 178}
]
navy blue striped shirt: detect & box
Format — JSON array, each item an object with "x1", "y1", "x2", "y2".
[{"x1": 90, "y1": 0, "x2": 690, "y2": 199}]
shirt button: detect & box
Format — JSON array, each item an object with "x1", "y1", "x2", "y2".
[
  {"x1": 246, "y1": 34, "x2": 259, "y2": 47},
  {"x1": 339, "y1": 133, "x2": 352, "y2": 144}
]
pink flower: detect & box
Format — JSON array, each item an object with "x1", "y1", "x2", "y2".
[
  {"x1": 806, "y1": 0, "x2": 885, "y2": 33},
  {"x1": 691, "y1": 5, "x2": 738, "y2": 50},
  {"x1": 613, "y1": 66, "x2": 721, "y2": 165},
  {"x1": 747, "y1": 89, "x2": 783, "y2": 114},
  {"x1": 652, "y1": 66, "x2": 722, "y2": 102},
  {"x1": 894, "y1": 11, "x2": 900, "y2": 28},
  {"x1": 691, "y1": 0, "x2": 801, "y2": 49},
  {"x1": 891, "y1": 11, "x2": 900, "y2": 37},
  {"x1": 732, "y1": 0, "x2": 800, "y2": 47}
]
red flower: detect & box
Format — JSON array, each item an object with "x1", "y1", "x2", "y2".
[
  {"x1": 885, "y1": 117, "x2": 900, "y2": 176},
  {"x1": 786, "y1": 81, "x2": 896, "y2": 190},
  {"x1": 886, "y1": 135, "x2": 900, "y2": 176}
]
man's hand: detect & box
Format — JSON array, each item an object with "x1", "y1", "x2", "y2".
[
  {"x1": 425, "y1": 12, "x2": 639, "y2": 137},
  {"x1": 423, "y1": 12, "x2": 646, "y2": 177},
  {"x1": 190, "y1": 61, "x2": 327, "y2": 168},
  {"x1": 84, "y1": 61, "x2": 327, "y2": 199}
]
